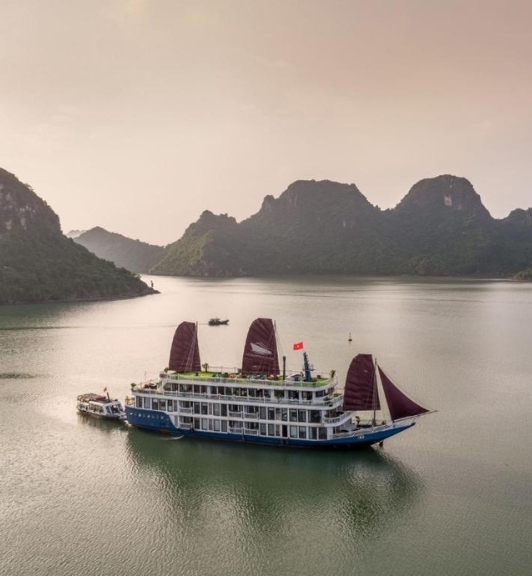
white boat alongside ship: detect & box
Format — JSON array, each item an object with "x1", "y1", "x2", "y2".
[
  {"x1": 76, "y1": 392, "x2": 126, "y2": 421},
  {"x1": 124, "y1": 318, "x2": 432, "y2": 448}
]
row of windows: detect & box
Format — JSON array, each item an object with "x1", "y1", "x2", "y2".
[
  {"x1": 183, "y1": 418, "x2": 328, "y2": 440},
  {"x1": 136, "y1": 397, "x2": 323, "y2": 424}
]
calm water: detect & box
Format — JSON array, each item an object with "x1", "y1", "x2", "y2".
[{"x1": 1, "y1": 276, "x2": 532, "y2": 576}]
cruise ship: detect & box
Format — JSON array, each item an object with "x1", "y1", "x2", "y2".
[{"x1": 125, "y1": 318, "x2": 431, "y2": 448}]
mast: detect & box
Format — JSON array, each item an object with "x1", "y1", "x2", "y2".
[
  {"x1": 303, "y1": 352, "x2": 311, "y2": 382},
  {"x1": 372, "y1": 358, "x2": 377, "y2": 426}
]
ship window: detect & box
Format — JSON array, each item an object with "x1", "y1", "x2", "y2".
[
  {"x1": 166, "y1": 400, "x2": 173, "y2": 411},
  {"x1": 281, "y1": 409, "x2": 288, "y2": 422},
  {"x1": 214, "y1": 420, "x2": 220, "y2": 431},
  {"x1": 289, "y1": 426, "x2": 297, "y2": 438},
  {"x1": 194, "y1": 385, "x2": 201, "y2": 394},
  {"x1": 259, "y1": 407, "x2": 266, "y2": 420},
  {"x1": 298, "y1": 410, "x2": 306, "y2": 423},
  {"x1": 221, "y1": 421, "x2": 228, "y2": 432},
  {"x1": 309, "y1": 428, "x2": 318, "y2": 440},
  {"x1": 275, "y1": 425, "x2": 281, "y2": 437},
  {"x1": 194, "y1": 403, "x2": 200, "y2": 414},
  {"x1": 159, "y1": 400, "x2": 166, "y2": 411},
  {"x1": 201, "y1": 419, "x2": 208, "y2": 430},
  {"x1": 213, "y1": 403, "x2": 220, "y2": 416},
  {"x1": 319, "y1": 428, "x2": 327, "y2": 440},
  {"x1": 316, "y1": 390, "x2": 324, "y2": 398},
  {"x1": 144, "y1": 398, "x2": 151, "y2": 409},
  {"x1": 260, "y1": 423, "x2": 267, "y2": 435},
  {"x1": 299, "y1": 427, "x2": 307, "y2": 439},
  {"x1": 221, "y1": 404, "x2": 227, "y2": 417},
  {"x1": 194, "y1": 418, "x2": 200, "y2": 429},
  {"x1": 268, "y1": 424, "x2": 275, "y2": 436},
  {"x1": 136, "y1": 397, "x2": 142, "y2": 408},
  {"x1": 152, "y1": 399, "x2": 159, "y2": 410},
  {"x1": 310, "y1": 411, "x2": 321, "y2": 423},
  {"x1": 268, "y1": 408, "x2": 275, "y2": 420},
  {"x1": 201, "y1": 403, "x2": 208, "y2": 415},
  {"x1": 289, "y1": 410, "x2": 297, "y2": 422}
]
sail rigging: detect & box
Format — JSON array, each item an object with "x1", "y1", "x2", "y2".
[
  {"x1": 241, "y1": 318, "x2": 280, "y2": 376},
  {"x1": 168, "y1": 321, "x2": 201, "y2": 373},
  {"x1": 378, "y1": 367, "x2": 429, "y2": 421}
]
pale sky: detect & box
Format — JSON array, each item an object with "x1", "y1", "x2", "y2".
[{"x1": 1, "y1": 0, "x2": 531, "y2": 245}]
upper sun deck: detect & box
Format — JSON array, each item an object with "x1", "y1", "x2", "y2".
[{"x1": 159, "y1": 370, "x2": 336, "y2": 391}]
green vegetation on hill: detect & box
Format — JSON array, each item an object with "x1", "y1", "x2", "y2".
[
  {"x1": 0, "y1": 168, "x2": 156, "y2": 304},
  {"x1": 149, "y1": 176, "x2": 532, "y2": 278}
]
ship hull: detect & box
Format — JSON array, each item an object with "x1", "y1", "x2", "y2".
[{"x1": 125, "y1": 406, "x2": 414, "y2": 448}]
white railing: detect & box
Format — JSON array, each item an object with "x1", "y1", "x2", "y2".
[
  {"x1": 228, "y1": 410, "x2": 243, "y2": 418},
  {"x1": 229, "y1": 426, "x2": 243, "y2": 434},
  {"x1": 322, "y1": 411, "x2": 355, "y2": 425},
  {"x1": 244, "y1": 429, "x2": 259, "y2": 435},
  {"x1": 179, "y1": 423, "x2": 192, "y2": 429},
  {"x1": 244, "y1": 412, "x2": 259, "y2": 420},
  {"x1": 179, "y1": 407, "x2": 193, "y2": 414}
]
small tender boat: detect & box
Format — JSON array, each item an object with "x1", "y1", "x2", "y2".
[
  {"x1": 208, "y1": 318, "x2": 229, "y2": 326},
  {"x1": 76, "y1": 392, "x2": 126, "y2": 420},
  {"x1": 125, "y1": 318, "x2": 433, "y2": 448}
]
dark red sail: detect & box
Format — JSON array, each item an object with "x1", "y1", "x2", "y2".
[
  {"x1": 378, "y1": 367, "x2": 428, "y2": 421},
  {"x1": 168, "y1": 321, "x2": 201, "y2": 373},
  {"x1": 343, "y1": 354, "x2": 380, "y2": 411},
  {"x1": 241, "y1": 318, "x2": 280, "y2": 376}
]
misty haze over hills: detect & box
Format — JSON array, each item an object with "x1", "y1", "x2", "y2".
[{"x1": 73, "y1": 175, "x2": 532, "y2": 279}]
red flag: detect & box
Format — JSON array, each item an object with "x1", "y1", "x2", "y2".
[{"x1": 293, "y1": 342, "x2": 304, "y2": 351}]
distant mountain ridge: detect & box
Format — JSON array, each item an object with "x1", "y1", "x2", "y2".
[
  {"x1": 74, "y1": 227, "x2": 164, "y2": 274},
  {"x1": 0, "y1": 168, "x2": 156, "y2": 304},
  {"x1": 150, "y1": 175, "x2": 532, "y2": 278}
]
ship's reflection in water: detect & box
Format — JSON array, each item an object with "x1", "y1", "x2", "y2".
[{"x1": 125, "y1": 431, "x2": 423, "y2": 575}]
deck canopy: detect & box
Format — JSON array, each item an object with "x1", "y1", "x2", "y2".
[
  {"x1": 169, "y1": 321, "x2": 201, "y2": 373},
  {"x1": 378, "y1": 367, "x2": 429, "y2": 421},
  {"x1": 241, "y1": 318, "x2": 280, "y2": 376},
  {"x1": 343, "y1": 354, "x2": 381, "y2": 411}
]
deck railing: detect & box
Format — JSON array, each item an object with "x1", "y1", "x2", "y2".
[
  {"x1": 322, "y1": 411, "x2": 355, "y2": 425},
  {"x1": 229, "y1": 426, "x2": 243, "y2": 434},
  {"x1": 134, "y1": 388, "x2": 343, "y2": 409},
  {"x1": 228, "y1": 410, "x2": 243, "y2": 418},
  {"x1": 161, "y1": 372, "x2": 335, "y2": 389}
]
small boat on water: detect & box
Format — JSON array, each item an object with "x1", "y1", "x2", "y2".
[
  {"x1": 125, "y1": 319, "x2": 432, "y2": 448},
  {"x1": 77, "y1": 392, "x2": 126, "y2": 421},
  {"x1": 208, "y1": 318, "x2": 229, "y2": 326}
]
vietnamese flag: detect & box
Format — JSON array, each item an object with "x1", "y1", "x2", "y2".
[{"x1": 293, "y1": 342, "x2": 304, "y2": 351}]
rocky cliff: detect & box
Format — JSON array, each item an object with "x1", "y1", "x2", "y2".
[
  {"x1": 0, "y1": 168, "x2": 156, "y2": 304},
  {"x1": 149, "y1": 175, "x2": 532, "y2": 278}
]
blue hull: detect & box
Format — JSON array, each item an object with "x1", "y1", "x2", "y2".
[{"x1": 125, "y1": 407, "x2": 414, "y2": 449}]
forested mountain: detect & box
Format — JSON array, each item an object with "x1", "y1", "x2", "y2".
[
  {"x1": 74, "y1": 227, "x2": 164, "y2": 274},
  {"x1": 0, "y1": 168, "x2": 156, "y2": 304},
  {"x1": 150, "y1": 176, "x2": 532, "y2": 278}
]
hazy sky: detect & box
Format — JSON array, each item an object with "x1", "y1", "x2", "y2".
[{"x1": 1, "y1": 0, "x2": 531, "y2": 245}]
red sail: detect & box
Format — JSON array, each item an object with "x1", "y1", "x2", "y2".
[
  {"x1": 168, "y1": 321, "x2": 201, "y2": 373},
  {"x1": 343, "y1": 354, "x2": 380, "y2": 411},
  {"x1": 241, "y1": 318, "x2": 280, "y2": 376},
  {"x1": 378, "y1": 367, "x2": 428, "y2": 421}
]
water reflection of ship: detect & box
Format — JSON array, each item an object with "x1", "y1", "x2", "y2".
[
  {"x1": 77, "y1": 412, "x2": 128, "y2": 434},
  {"x1": 125, "y1": 429, "x2": 422, "y2": 542}
]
